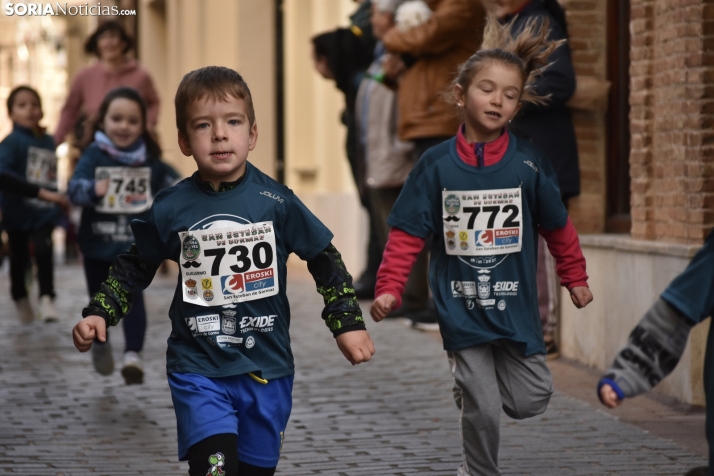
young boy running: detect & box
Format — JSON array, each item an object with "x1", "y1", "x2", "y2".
[{"x1": 72, "y1": 66, "x2": 375, "y2": 476}]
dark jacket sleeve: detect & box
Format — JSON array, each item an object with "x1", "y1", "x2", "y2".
[
  {"x1": 81, "y1": 244, "x2": 160, "y2": 326},
  {"x1": 520, "y1": 16, "x2": 576, "y2": 112},
  {"x1": 0, "y1": 171, "x2": 40, "y2": 197},
  {"x1": 306, "y1": 243, "x2": 366, "y2": 337}
]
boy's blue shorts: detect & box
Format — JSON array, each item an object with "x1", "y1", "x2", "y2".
[{"x1": 168, "y1": 372, "x2": 294, "y2": 467}]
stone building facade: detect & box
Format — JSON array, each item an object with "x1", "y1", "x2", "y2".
[{"x1": 560, "y1": 0, "x2": 713, "y2": 405}]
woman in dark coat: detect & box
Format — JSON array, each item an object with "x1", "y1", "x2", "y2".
[
  {"x1": 497, "y1": 0, "x2": 580, "y2": 200},
  {"x1": 496, "y1": 0, "x2": 579, "y2": 354}
]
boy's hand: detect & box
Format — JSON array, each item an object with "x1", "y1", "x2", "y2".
[
  {"x1": 599, "y1": 383, "x2": 622, "y2": 409},
  {"x1": 95, "y1": 179, "x2": 110, "y2": 198},
  {"x1": 370, "y1": 294, "x2": 397, "y2": 322},
  {"x1": 72, "y1": 315, "x2": 107, "y2": 352},
  {"x1": 570, "y1": 286, "x2": 593, "y2": 308},
  {"x1": 335, "y1": 330, "x2": 375, "y2": 365}
]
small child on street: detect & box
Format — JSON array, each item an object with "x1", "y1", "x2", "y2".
[
  {"x1": 72, "y1": 66, "x2": 375, "y2": 476},
  {"x1": 370, "y1": 16, "x2": 593, "y2": 475},
  {"x1": 598, "y1": 228, "x2": 714, "y2": 476},
  {"x1": 67, "y1": 87, "x2": 178, "y2": 384},
  {"x1": 0, "y1": 86, "x2": 63, "y2": 323}
]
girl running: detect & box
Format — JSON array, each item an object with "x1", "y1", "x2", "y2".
[
  {"x1": 68, "y1": 87, "x2": 178, "y2": 384},
  {"x1": 370, "y1": 16, "x2": 593, "y2": 475}
]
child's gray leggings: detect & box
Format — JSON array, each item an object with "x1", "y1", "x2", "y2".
[{"x1": 448, "y1": 340, "x2": 553, "y2": 476}]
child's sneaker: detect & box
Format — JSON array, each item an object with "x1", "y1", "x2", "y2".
[
  {"x1": 15, "y1": 297, "x2": 34, "y2": 324},
  {"x1": 39, "y1": 295, "x2": 58, "y2": 323},
  {"x1": 91, "y1": 341, "x2": 114, "y2": 375},
  {"x1": 121, "y1": 351, "x2": 144, "y2": 385}
]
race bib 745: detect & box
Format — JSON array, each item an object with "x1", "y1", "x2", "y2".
[{"x1": 442, "y1": 188, "x2": 523, "y2": 256}]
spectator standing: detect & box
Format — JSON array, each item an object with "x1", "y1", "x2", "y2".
[
  {"x1": 311, "y1": 21, "x2": 382, "y2": 300},
  {"x1": 381, "y1": 0, "x2": 486, "y2": 329},
  {"x1": 355, "y1": 0, "x2": 413, "y2": 262},
  {"x1": 496, "y1": 0, "x2": 579, "y2": 356},
  {"x1": 54, "y1": 21, "x2": 160, "y2": 149}
]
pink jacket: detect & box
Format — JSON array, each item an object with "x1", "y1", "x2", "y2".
[{"x1": 54, "y1": 59, "x2": 159, "y2": 146}]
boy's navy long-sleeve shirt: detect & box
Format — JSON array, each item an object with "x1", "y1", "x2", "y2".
[{"x1": 83, "y1": 162, "x2": 366, "y2": 380}]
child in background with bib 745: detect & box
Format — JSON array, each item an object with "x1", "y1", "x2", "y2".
[
  {"x1": 68, "y1": 87, "x2": 178, "y2": 384},
  {"x1": 370, "y1": 16, "x2": 593, "y2": 476}
]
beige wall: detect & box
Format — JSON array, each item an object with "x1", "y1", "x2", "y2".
[
  {"x1": 138, "y1": 0, "x2": 368, "y2": 271},
  {"x1": 139, "y1": 0, "x2": 276, "y2": 179},
  {"x1": 282, "y1": 0, "x2": 372, "y2": 273}
]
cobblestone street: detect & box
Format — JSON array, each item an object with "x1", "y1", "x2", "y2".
[{"x1": 0, "y1": 262, "x2": 708, "y2": 475}]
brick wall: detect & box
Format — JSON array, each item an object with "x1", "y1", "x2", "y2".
[
  {"x1": 560, "y1": 0, "x2": 608, "y2": 233},
  {"x1": 630, "y1": 0, "x2": 714, "y2": 243}
]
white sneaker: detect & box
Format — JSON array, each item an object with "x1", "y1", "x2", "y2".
[
  {"x1": 121, "y1": 351, "x2": 144, "y2": 385},
  {"x1": 15, "y1": 297, "x2": 34, "y2": 324},
  {"x1": 92, "y1": 341, "x2": 114, "y2": 376},
  {"x1": 39, "y1": 295, "x2": 58, "y2": 323}
]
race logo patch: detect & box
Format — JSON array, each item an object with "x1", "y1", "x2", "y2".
[
  {"x1": 216, "y1": 335, "x2": 243, "y2": 348},
  {"x1": 222, "y1": 316, "x2": 237, "y2": 334},
  {"x1": 195, "y1": 314, "x2": 220, "y2": 335},
  {"x1": 221, "y1": 274, "x2": 245, "y2": 295},
  {"x1": 185, "y1": 279, "x2": 198, "y2": 299},
  {"x1": 475, "y1": 230, "x2": 494, "y2": 247},
  {"x1": 494, "y1": 228, "x2": 520, "y2": 246},
  {"x1": 181, "y1": 234, "x2": 201, "y2": 261},
  {"x1": 185, "y1": 317, "x2": 198, "y2": 335},
  {"x1": 244, "y1": 269, "x2": 275, "y2": 291}
]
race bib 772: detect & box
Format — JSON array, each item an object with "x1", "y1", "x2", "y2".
[{"x1": 442, "y1": 188, "x2": 523, "y2": 256}]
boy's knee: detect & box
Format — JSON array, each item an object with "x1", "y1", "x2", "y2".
[{"x1": 503, "y1": 388, "x2": 552, "y2": 420}]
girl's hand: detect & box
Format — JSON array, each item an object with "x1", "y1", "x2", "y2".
[
  {"x1": 95, "y1": 179, "x2": 110, "y2": 198},
  {"x1": 570, "y1": 286, "x2": 593, "y2": 308},
  {"x1": 72, "y1": 315, "x2": 107, "y2": 352},
  {"x1": 37, "y1": 189, "x2": 70, "y2": 212},
  {"x1": 335, "y1": 330, "x2": 375, "y2": 365},
  {"x1": 370, "y1": 294, "x2": 397, "y2": 322},
  {"x1": 599, "y1": 383, "x2": 622, "y2": 409}
]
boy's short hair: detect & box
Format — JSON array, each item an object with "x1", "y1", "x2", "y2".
[
  {"x1": 7, "y1": 85, "x2": 42, "y2": 115},
  {"x1": 174, "y1": 66, "x2": 256, "y2": 136}
]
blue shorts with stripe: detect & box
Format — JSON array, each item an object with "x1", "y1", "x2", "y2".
[{"x1": 168, "y1": 372, "x2": 294, "y2": 467}]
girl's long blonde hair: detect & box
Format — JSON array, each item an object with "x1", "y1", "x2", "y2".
[{"x1": 451, "y1": 15, "x2": 566, "y2": 106}]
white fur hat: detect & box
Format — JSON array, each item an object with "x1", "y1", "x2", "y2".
[
  {"x1": 372, "y1": 0, "x2": 408, "y2": 14},
  {"x1": 395, "y1": 0, "x2": 433, "y2": 31}
]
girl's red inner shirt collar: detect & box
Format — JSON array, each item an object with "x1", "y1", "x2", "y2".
[{"x1": 456, "y1": 124, "x2": 510, "y2": 167}]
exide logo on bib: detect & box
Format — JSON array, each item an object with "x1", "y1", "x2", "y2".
[{"x1": 245, "y1": 268, "x2": 275, "y2": 291}]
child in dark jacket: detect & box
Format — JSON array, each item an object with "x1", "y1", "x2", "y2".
[
  {"x1": 68, "y1": 87, "x2": 178, "y2": 384},
  {"x1": 0, "y1": 86, "x2": 62, "y2": 324}
]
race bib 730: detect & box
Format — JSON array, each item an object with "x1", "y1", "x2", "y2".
[
  {"x1": 179, "y1": 222, "x2": 278, "y2": 306},
  {"x1": 442, "y1": 188, "x2": 523, "y2": 256}
]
